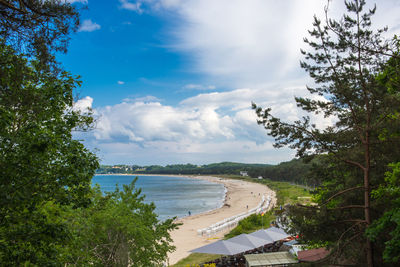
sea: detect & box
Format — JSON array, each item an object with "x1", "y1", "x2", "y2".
[{"x1": 92, "y1": 175, "x2": 226, "y2": 221}]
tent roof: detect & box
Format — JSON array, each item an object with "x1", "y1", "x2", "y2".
[
  {"x1": 227, "y1": 234, "x2": 269, "y2": 249},
  {"x1": 248, "y1": 227, "x2": 290, "y2": 243},
  {"x1": 247, "y1": 230, "x2": 275, "y2": 243},
  {"x1": 190, "y1": 240, "x2": 253, "y2": 255},
  {"x1": 244, "y1": 251, "x2": 298, "y2": 266},
  {"x1": 190, "y1": 227, "x2": 290, "y2": 256},
  {"x1": 264, "y1": 227, "x2": 290, "y2": 240}
]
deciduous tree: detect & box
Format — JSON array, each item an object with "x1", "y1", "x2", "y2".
[
  {"x1": 0, "y1": 41, "x2": 98, "y2": 265},
  {"x1": 64, "y1": 179, "x2": 179, "y2": 266}
]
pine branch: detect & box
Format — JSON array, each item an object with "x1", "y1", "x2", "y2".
[
  {"x1": 328, "y1": 205, "x2": 365, "y2": 210},
  {"x1": 322, "y1": 186, "x2": 364, "y2": 205},
  {"x1": 343, "y1": 159, "x2": 365, "y2": 171},
  {"x1": 0, "y1": 0, "x2": 26, "y2": 13},
  {"x1": 338, "y1": 219, "x2": 367, "y2": 223}
]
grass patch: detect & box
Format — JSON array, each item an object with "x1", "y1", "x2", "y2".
[
  {"x1": 171, "y1": 253, "x2": 220, "y2": 267},
  {"x1": 216, "y1": 175, "x2": 312, "y2": 206},
  {"x1": 224, "y1": 213, "x2": 275, "y2": 239},
  {"x1": 260, "y1": 179, "x2": 311, "y2": 206}
]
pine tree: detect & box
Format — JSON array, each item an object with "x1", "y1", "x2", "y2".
[
  {"x1": 253, "y1": 1, "x2": 400, "y2": 265},
  {"x1": 0, "y1": 0, "x2": 81, "y2": 67}
]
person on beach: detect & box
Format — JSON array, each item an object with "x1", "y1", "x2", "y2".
[{"x1": 188, "y1": 211, "x2": 191, "y2": 216}]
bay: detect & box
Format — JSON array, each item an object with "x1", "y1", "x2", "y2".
[{"x1": 92, "y1": 175, "x2": 226, "y2": 221}]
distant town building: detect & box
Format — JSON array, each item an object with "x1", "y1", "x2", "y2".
[{"x1": 240, "y1": 171, "x2": 248, "y2": 177}]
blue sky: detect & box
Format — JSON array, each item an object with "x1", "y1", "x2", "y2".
[{"x1": 64, "y1": 0, "x2": 400, "y2": 166}]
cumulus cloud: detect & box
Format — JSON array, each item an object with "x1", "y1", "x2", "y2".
[
  {"x1": 78, "y1": 85, "x2": 320, "y2": 164},
  {"x1": 78, "y1": 19, "x2": 101, "y2": 32},
  {"x1": 78, "y1": 83, "x2": 339, "y2": 165},
  {"x1": 73, "y1": 96, "x2": 93, "y2": 112},
  {"x1": 86, "y1": 0, "x2": 399, "y2": 164}
]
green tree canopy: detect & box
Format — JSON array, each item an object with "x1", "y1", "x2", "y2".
[
  {"x1": 64, "y1": 178, "x2": 179, "y2": 266},
  {"x1": 253, "y1": 1, "x2": 400, "y2": 266},
  {"x1": 0, "y1": 41, "x2": 98, "y2": 265}
]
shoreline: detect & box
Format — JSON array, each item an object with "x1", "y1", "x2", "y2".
[
  {"x1": 93, "y1": 173, "x2": 228, "y2": 220},
  {"x1": 167, "y1": 175, "x2": 277, "y2": 265},
  {"x1": 94, "y1": 173, "x2": 278, "y2": 264}
]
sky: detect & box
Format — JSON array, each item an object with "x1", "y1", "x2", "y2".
[{"x1": 62, "y1": 0, "x2": 400, "y2": 166}]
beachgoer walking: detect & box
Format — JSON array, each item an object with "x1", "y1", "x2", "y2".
[{"x1": 188, "y1": 211, "x2": 191, "y2": 216}]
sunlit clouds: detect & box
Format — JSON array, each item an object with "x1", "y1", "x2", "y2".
[{"x1": 73, "y1": 0, "x2": 400, "y2": 165}]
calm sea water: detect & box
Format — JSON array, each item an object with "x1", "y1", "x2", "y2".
[{"x1": 92, "y1": 175, "x2": 225, "y2": 221}]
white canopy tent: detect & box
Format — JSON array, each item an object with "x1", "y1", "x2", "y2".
[
  {"x1": 227, "y1": 233, "x2": 271, "y2": 249},
  {"x1": 248, "y1": 227, "x2": 290, "y2": 243},
  {"x1": 190, "y1": 227, "x2": 290, "y2": 256},
  {"x1": 190, "y1": 240, "x2": 253, "y2": 255}
]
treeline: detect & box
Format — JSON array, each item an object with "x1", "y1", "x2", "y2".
[
  {"x1": 97, "y1": 162, "x2": 270, "y2": 175},
  {"x1": 97, "y1": 159, "x2": 317, "y2": 186},
  {"x1": 247, "y1": 158, "x2": 318, "y2": 186}
]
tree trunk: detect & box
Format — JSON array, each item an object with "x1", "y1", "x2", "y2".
[{"x1": 364, "y1": 133, "x2": 373, "y2": 267}]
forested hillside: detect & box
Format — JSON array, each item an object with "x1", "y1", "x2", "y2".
[{"x1": 96, "y1": 159, "x2": 316, "y2": 186}]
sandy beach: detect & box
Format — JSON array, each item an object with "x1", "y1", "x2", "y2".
[{"x1": 167, "y1": 176, "x2": 277, "y2": 265}]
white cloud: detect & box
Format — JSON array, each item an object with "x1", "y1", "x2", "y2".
[
  {"x1": 119, "y1": 0, "x2": 327, "y2": 88},
  {"x1": 65, "y1": 0, "x2": 88, "y2": 3},
  {"x1": 117, "y1": 81, "x2": 125, "y2": 85},
  {"x1": 182, "y1": 84, "x2": 216, "y2": 91},
  {"x1": 78, "y1": 84, "x2": 339, "y2": 165},
  {"x1": 120, "y1": 0, "x2": 400, "y2": 89},
  {"x1": 73, "y1": 96, "x2": 93, "y2": 112},
  {"x1": 119, "y1": 0, "x2": 143, "y2": 13},
  {"x1": 78, "y1": 19, "x2": 101, "y2": 32},
  {"x1": 78, "y1": 85, "x2": 317, "y2": 164},
  {"x1": 82, "y1": 0, "x2": 400, "y2": 165},
  {"x1": 122, "y1": 95, "x2": 162, "y2": 103}
]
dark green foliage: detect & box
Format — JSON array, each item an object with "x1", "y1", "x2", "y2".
[
  {"x1": 0, "y1": 2, "x2": 180, "y2": 265},
  {"x1": 0, "y1": 42, "x2": 98, "y2": 265},
  {"x1": 248, "y1": 158, "x2": 313, "y2": 185},
  {"x1": 366, "y1": 162, "x2": 400, "y2": 263},
  {"x1": 64, "y1": 178, "x2": 179, "y2": 266},
  {"x1": 253, "y1": 1, "x2": 400, "y2": 266},
  {"x1": 97, "y1": 162, "x2": 272, "y2": 176},
  {"x1": 0, "y1": 0, "x2": 80, "y2": 66},
  {"x1": 97, "y1": 158, "x2": 324, "y2": 188},
  {"x1": 96, "y1": 160, "x2": 315, "y2": 187}
]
